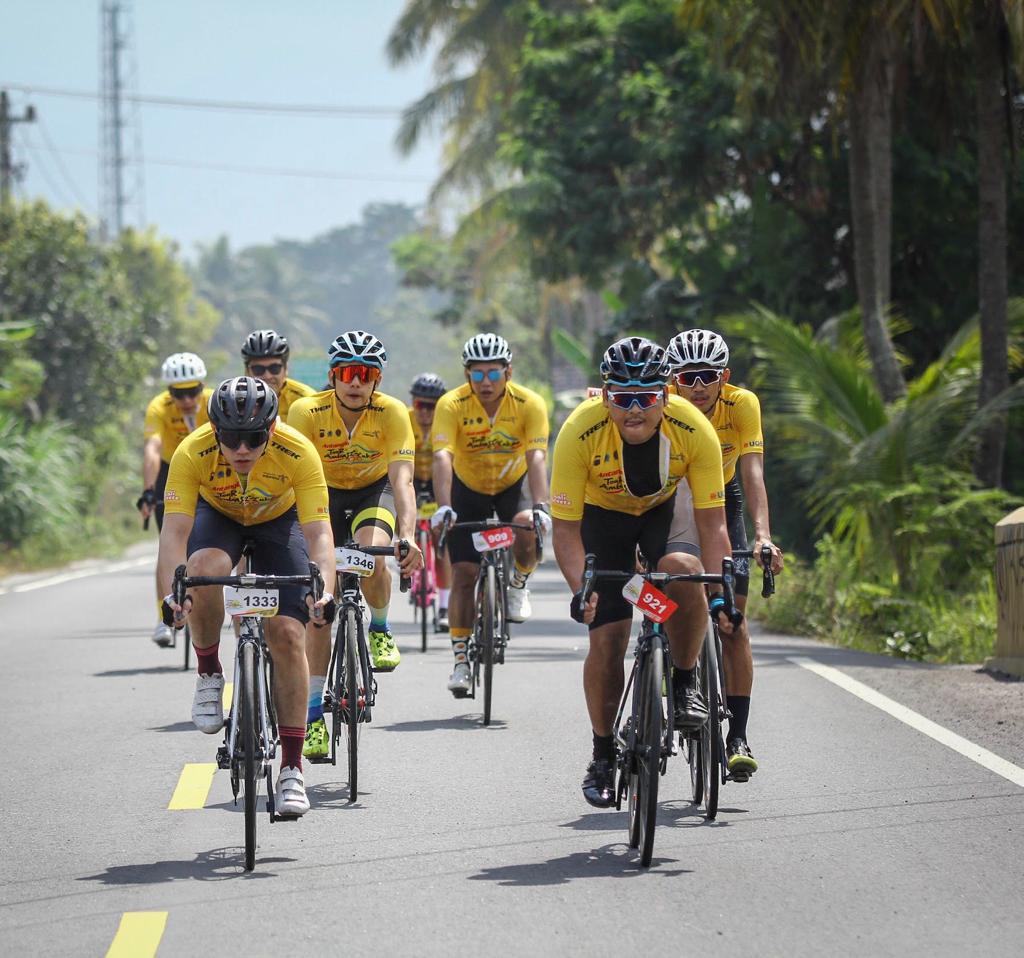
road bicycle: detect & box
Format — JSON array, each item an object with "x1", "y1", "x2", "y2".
[
  {"x1": 410, "y1": 493, "x2": 439, "y2": 652},
  {"x1": 578, "y1": 553, "x2": 741, "y2": 868},
  {"x1": 438, "y1": 516, "x2": 543, "y2": 726},
  {"x1": 683, "y1": 545, "x2": 775, "y2": 820},
  {"x1": 172, "y1": 545, "x2": 324, "y2": 872},
  {"x1": 321, "y1": 540, "x2": 409, "y2": 800}
]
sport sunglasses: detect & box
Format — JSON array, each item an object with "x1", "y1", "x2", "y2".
[
  {"x1": 412, "y1": 398, "x2": 436, "y2": 410},
  {"x1": 676, "y1": 369, "x2": 722, "y2": 387},
  {"x1": 247, "y1": 361, "x2": 284, "y2": 376},
  {"x1": 606, "y1": 390, "x2": 663, "y2": 410},
  {"x1": 332, "y1": 363, "x2": 382, "y2": 384},
  {"x1": 168, "y1": 384, "x2": 203, "y2": 399},
  {"x1": 469, "y1": 368, "x2": 505, "y2": 383},
  {"x1": 217, "y1": 428, "x2": 271, "y2": 451}
]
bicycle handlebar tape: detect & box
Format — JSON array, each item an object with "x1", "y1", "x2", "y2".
[
  {"x1": 398, "y1": 539, "x2": 411, "y2": 593},
  {"x1": 760, "y1": 544, "x2": 776, "y2": 598},
  {"x1": 173, "y1": 564, "x2": 188, "y2": 607}
]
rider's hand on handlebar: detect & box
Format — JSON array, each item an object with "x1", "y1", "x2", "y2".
[
  {"x1": 161, "y1": 593, "x2": 192, "y2": 629},
  {"x1": 708, "y1": 593, "x2": 742, "y2": 636},
  {"x1": 533, "y1": 503, "x2": 552, "y2": 539},
  {"x1": 754, "y1": 537, "x2": 784, "y2": 574},
  {"x1": 394, "y1": 538, "x2": 422, "y2": 573},
  {"x1": 430, "y1": 505, "x2": 456, "y2": 531},
  {"x1": 307, "y1": 592, "x2": 337, "y2": 627},
  {"x1": 570, "y1": 589, "x2": 599, "y2": 624},
  {"x1": 136, "y1": 487, "x2": 156, "y2": 518}
]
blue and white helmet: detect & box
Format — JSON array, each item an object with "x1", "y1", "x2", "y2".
[{"x1": 327, "y1": 330, "x2": 388, "y2": 368}]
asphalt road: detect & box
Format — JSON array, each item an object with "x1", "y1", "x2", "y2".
[{"x1": 1, "y1": 548, "x2": 1022, "y2": 957}]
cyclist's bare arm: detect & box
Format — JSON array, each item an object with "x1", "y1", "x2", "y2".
[
  {"x1": 140, "y1": 436, "x2": 162, "y2": 515},
  {"x1": 552, "y1": 517, "x2": 598, "y2": 624},
  {"x1": 738, "y1": 453, "x2": 784, "y2": 573},
  {"x1": 693, "y1": 505, "x2": 737, "y2": 635},
  {"x1": 431, "y1": 448, "x2": 454, "y2": 510},
  {"x1": 300, "y1": 518, "x2": 337, "y2": 620},
  {"x1": 525, "y1": 449, "x2": 550, "y2": 505},
  {"x1": 156, "y1": 512, "x2": 193, "y2": 618},
  {"x1": 387, "y1": 459, "x2": 422, "y2": 573}
]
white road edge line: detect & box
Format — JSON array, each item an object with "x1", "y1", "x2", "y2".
[
  {"x1": 790, "y1": 656, "x2": 1024, "y2": 789},
  {"x1": 3, "y1": 556, "x2": 153, "y2": 595}
]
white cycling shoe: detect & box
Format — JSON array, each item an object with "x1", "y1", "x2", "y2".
[
  {"x1": 191, "y1": 673, "x2": 225, "y2": 734},
  {"x1": 506, "y1": 582, "x2": 532, "y2": 623},
  {"x1": 275, "y1": 766, "x2": 310, "y2": 817},
  {"x1": 447, "y1": 662, "x2": 472, "y2": 698},
  {"x1": 151, "y1": 622, "x2": 174, "y2": 648}
]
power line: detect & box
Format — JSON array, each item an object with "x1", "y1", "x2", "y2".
[
  {"x1": 38, "y1": 141, "x2": 434, "y2": 184},
  {"x1": 0, "y1": 82, "x2": 404, "y2": 118},
  {"x1": 34, "y1": 116, "x2": 92, "y2": 209},
  {"x1": 20, "y1": 127, "x2": 77, "y2": 210}
]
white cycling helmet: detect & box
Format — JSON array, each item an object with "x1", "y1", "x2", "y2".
[
  {"x1": 327, "y1": 330, "x2": 388, "y2": 368},
  {"x1": 666, "y1": 329, "x2": 730, "y2": 370},
  {"x1": 161, "y1": 352, "x2": 207, "y2": 385},
  {"x1": 462, "y1": 333, "x2": 512, "y2": 366}
]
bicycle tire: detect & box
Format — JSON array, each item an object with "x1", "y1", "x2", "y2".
[
  {"x1": 328, "y1": 612, "x2": 345, "y2": 767},
  {"x1": 240, "y1": 640, "x2": 258, "y2": 872},
  {"x1": 482, "y1": 563, "x2": 496, "y2": 726},
  {"x1": 183, "y1": 623, "x2": 191, "y2": 671},
  {"x1": 343, "y1": 606, "x2": 360, "y2": 799},
  {"x1": 702, "y1": 625, "x2": 722, "y2": 820},
  {"x1": 419, "y1": 527, "x2": 430, "y2": 653},
  {"x1": 628, "y1": 639, "x2": 663, "y2": 867}
]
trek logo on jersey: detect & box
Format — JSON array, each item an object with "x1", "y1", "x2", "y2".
[
  {"x1": 578, "y1": 419, "x2": 608, "y2": 442},
  {"x1": 271, "y1": 441, "x2": 300, "y2": 460}
]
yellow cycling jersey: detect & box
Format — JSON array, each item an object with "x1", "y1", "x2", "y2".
[
  {"x1": 286, "y1": 389, "x2": 415, "y2": 490},
  {"x1": 143, "y1": 389, "x2": 213, "y2": 463},
  {"x1": 162, "y1": 421, "x2": 329, "y2": 526},
  {"x1": 550, "y1": 395, "x2": 724, "y2": 520},
  {"x1": 275, "y1": 378, "x2": 317, "y2": 420},
  {"x1": 431, "y1": 381, "x2": 549, "y2": 495},
  {"x1": 671, "y1": 381, "x2": 763, "y2": 482},
  {"x1": 409, "y1": 409, "x2": 434, "y2": 483}
]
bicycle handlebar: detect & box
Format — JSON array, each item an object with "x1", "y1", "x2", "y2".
[
  {"x1": 437, "y1": 517, "x2": 544, "y2": 558},
  {"x1": 337, "y1": 540, "x2": 412, "y2": 593},
  {"x1": 173, "y1": 563, "x2": 325, "y2": 606}
]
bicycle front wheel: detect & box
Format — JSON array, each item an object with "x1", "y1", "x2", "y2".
[
  {"x1": 419, "y1": 527, "x2": 430, "y2": 653},
  {"x1": 701, "y1": 626, "x2": 722, "y2": 820},
  {"x1": 239, "y1": 640, "x2": 258, "y2": 871},
  {"x1": 481, "y1": 564, "x2": 496, "y2": 726},
  {"x1": 343, "y1": 606, "x2": 360, "y2": 799},
  {"x1": 183, "y1": 623, "x2": 192, "y2": 671},
  {"x1": 628, "y1": 642, "x2": 663, "y2": 867}
]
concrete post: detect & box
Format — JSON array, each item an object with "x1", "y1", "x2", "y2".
[{"x1": 987, "y1": 506, "x2": 1024, "y2": 677}]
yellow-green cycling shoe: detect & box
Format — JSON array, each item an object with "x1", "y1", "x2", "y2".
[
  {"x1": 303, "y1": 717, "x2": 329, "y2": 760},
  {"x1": 369, "y1": 628, "x2": 401, "y2": 672},
  {"x1": 726, "y1": 737, "x2": 758, "y2": 782}
]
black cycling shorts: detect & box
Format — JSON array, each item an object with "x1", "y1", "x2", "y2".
[
  {"x1": 580, "y1": 496, "x2": 675, "y2": 631},
  {"x1": 447, "y1": 473, "x2": 530, "y2": 565},
  {"x1": 328, "y1": 476, "x2": 396, "y2": 545},
  {"x1": 187, "y1": 501, "x2": 312, "y2": 624},
  {"x1": 154, "y1": 460, "x2": 170, "y2": 532}
]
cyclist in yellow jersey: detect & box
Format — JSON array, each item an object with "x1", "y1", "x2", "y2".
[
  {"x1": 157, "y1": 377, "x2": 336, "y2": 817},
  {"x1": 664, "y1": 329, "x2": 784, "y2": 780},
  {"x1": 550, "y1": 337, "x2": 739, "y2": 809},
  {"x1": 138, "y1": 352, "x2": 213, "y2": 648},
  {"x1": 430, "y1": 333, "x2": 551, "y2": 698},
  {"x1": 409, "y1": 373, "x2": 452, "y2": 629},
  {"x1": 240, "y1": 328, "x2": 315, "y2": 419},
  {"x1": 287, "y1": 330, "x2": 421, "y2": 760}
]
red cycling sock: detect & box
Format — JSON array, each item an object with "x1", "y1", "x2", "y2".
[
  {"x1": 194, "y1": 641, "x2": 222, "y2": 676},
  {"x1": 279, "y1": 726, "x2": 304, "y2": 771}
]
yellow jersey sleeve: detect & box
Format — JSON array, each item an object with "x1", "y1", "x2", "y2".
[
  {"x1": 162, "y1": 434, "x2": 207, "y2": 518},
  {"x1": 143, "y1": 394, "x2": 164, "y2": 440},
  {"x1": 549, "y1": 403, "x2": 595, "y2": 521},
  {"x1": 430, "y1": 392, "x2": 459, "y2": 456},
  {"x1": 732, "y1": 387, "x2": 763, "y2": 456},
  {"x1": 285, "y1": 428, "x2": 331, "y2": 525},
  {"x1": 277, "y1": 379, "x2": 317, "y2": 420},
  {"x1": 522, "y1": 389, "x2": 550, "y2": 453},
  {"x1": 682, "y1": 409, "x2": 727, "y2": 509},
  {"x1": 143, "y1": 389, "x2": 213, "y2": 462},
  {"x1": 384, "y1": 399, "x2": 416, "y2": 465}
]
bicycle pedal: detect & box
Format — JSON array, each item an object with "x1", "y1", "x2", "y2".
[
  {"x1": 371, "y1": 664, "x2": 397, "y2": 674},
  {"x1": 216, "y1": 747, "x2": 231, "y2": 770},
  {"x1": 305, "y1": 755, "x2": 332, "y2": 765}
]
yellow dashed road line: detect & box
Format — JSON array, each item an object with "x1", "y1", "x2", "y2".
[
  {"x1": 106, "y1": 911, "x2": 167, "y2": 957},
  {"x1": 167, "y1": 763, "x2": 217, "y2": 810}
]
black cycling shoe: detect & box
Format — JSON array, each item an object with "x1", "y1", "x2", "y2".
[
  {"x1": 726, "y1": 737, "x2": 758, "y2": 781},
  {"x1": 673, "y1": 684, "x2": 708, "y2": 731},
  {"x1": 582, "y1": 758, "x2": 616, "y2": 808}
]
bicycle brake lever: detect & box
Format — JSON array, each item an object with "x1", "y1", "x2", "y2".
[
  {"x1": 397, "y1": 539, "x2": 411, "y2": 593},
  {"x1": 760, "y1": 544, "x2": 775, "y2": 598}
]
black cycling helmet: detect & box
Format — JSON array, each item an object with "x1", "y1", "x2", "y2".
[
  {"x1": 241, "y1": 328, "x2": 290, "y2": 360},
  {"x1": 410, "y1": 372, "x2": 446, "y2": 400},
  {"x1": 208, "y1": 376, "x2": 279, "y2": 430},
  {"x1": 600, "y1": 336, "x2": 671, "y2": 386}
]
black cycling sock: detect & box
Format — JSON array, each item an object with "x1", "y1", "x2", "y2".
[
  {"x1": 727, "y1": 695, "x2": 750, "y2": 741},
  {"x1": 592, "y1": 732, "x2": 615, "y2": 762},
  {"x1": 673, "y1": 666, "x2": 695, "y2": 693}
]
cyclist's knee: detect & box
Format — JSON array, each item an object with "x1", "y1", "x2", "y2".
[
  {"x1": 266, "y1": 617, "x2": 305, "y2": 656},
  {"x1": 658, "y1": 551, "x2": 702, "y2": 575},
  {"x1": 187, "y1": 548, "x2": 233, "y2": 576}
]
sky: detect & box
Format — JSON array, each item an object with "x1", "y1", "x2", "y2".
[{"x1": 0, "y1": 1, "x2": 444, "y2": 256}]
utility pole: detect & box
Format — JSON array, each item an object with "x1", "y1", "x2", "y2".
[{"x1": 0, "y1": 90, "x2": 36, "y2": 209}]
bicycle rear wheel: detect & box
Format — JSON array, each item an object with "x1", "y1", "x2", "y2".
[
  {"x1": 239, "y1": 640, "x2": 258, "y2": 871},
  {"x1": 701, "y1": 626, "x2": 722, "y2": 820},
  {"x1": 328, "y1": 614, "x2": 345, "y2": 766},
  {"x1": 183, "y1": 623, "x2": 192, "y2": 671},
  {"x1": 481, "y1": 564, "x2": 496, "y2": 726},
  {"x1": 343, "y1": 606, "x2": 360, "y2": 799},
  {"x1": 419, "y1": 527, "x2": 430, "y2": 653},
  {"x1": 628, "y1": 641, "x2": 663, "y2": 867}
]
